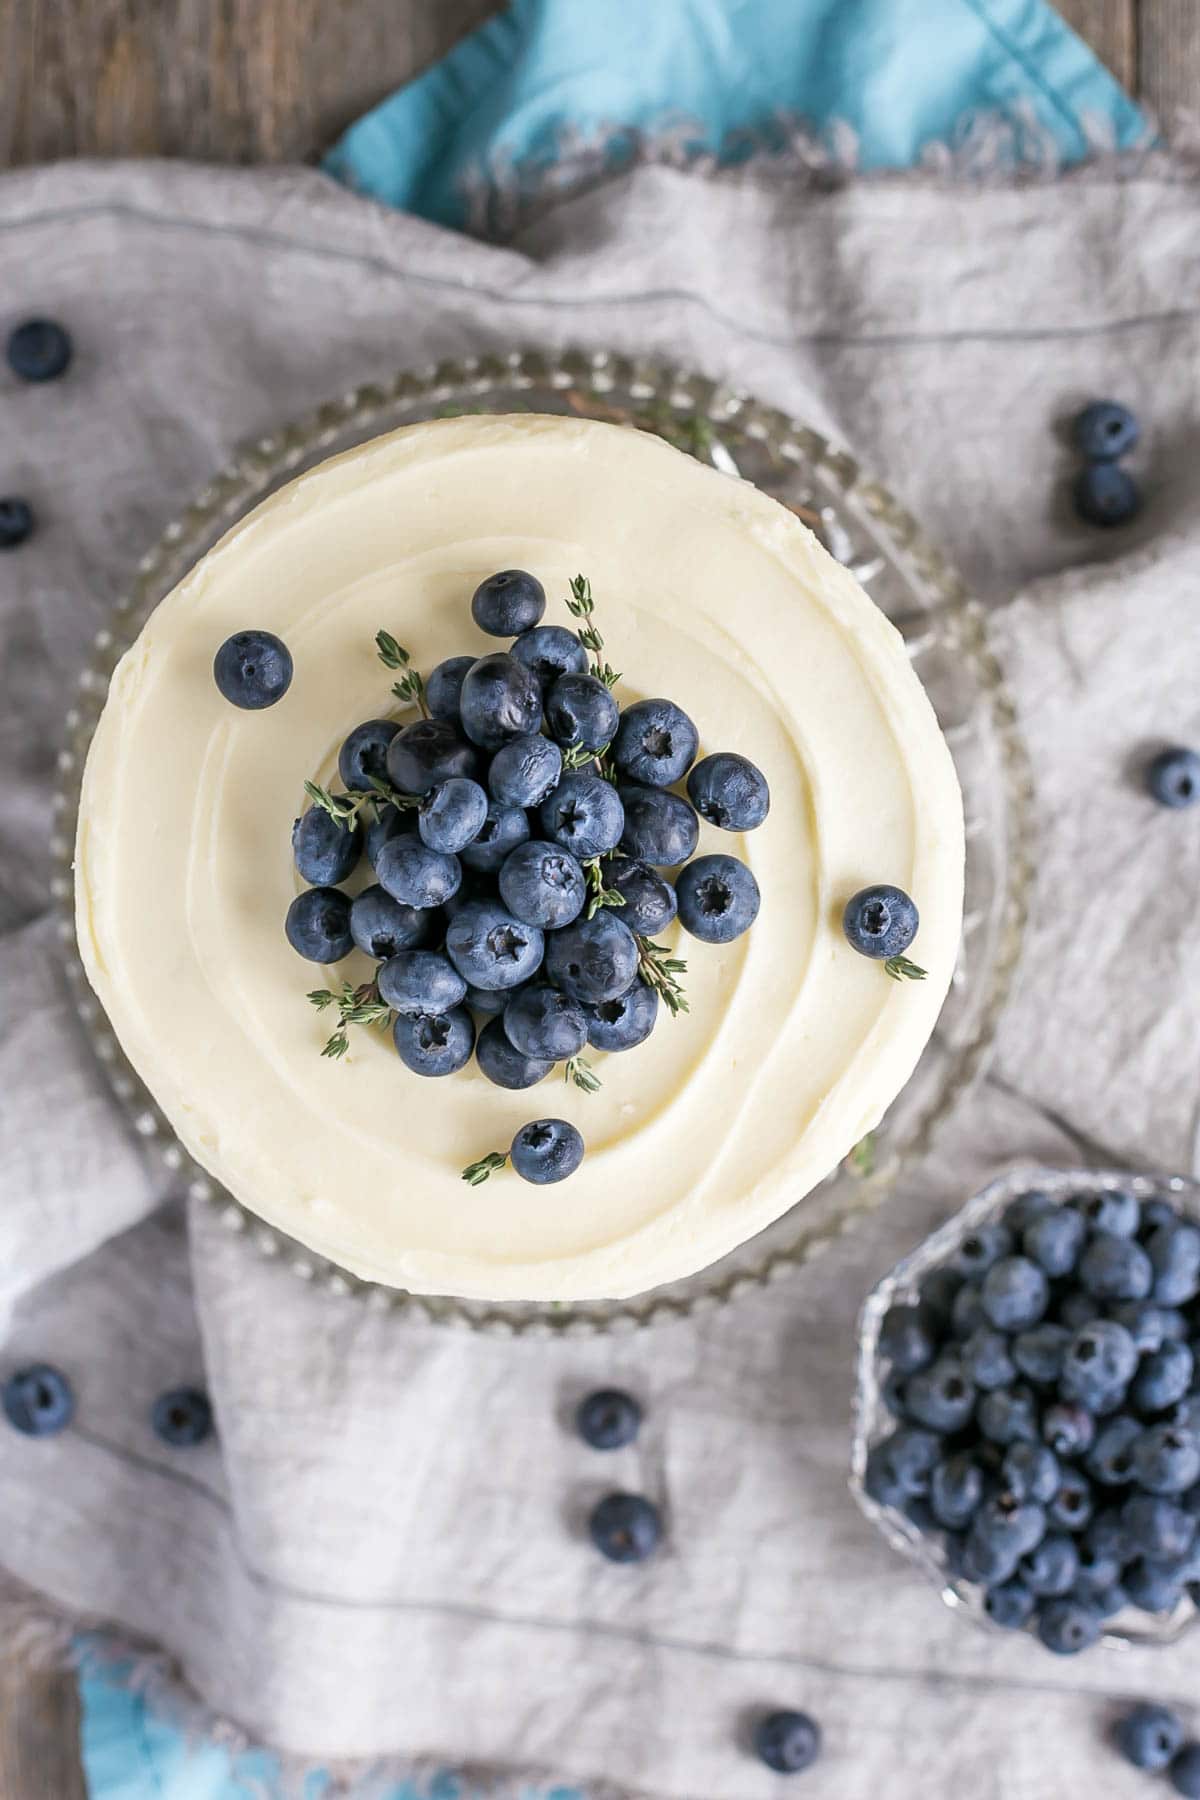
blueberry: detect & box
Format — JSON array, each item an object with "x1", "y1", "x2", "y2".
[
  {"x1": 1148, "y1": 1222, "x2": 1200, "y2": 1306},
  {"x1": 612, "y1": 698, "x2": 698, "y2": 787},
  {"x1": 604, "y1": 858, "x2": 677, "y2": 937},
  {"x1": 951, "y1": 1225, "x2": 1014, "y2": 1279},
  {"x1": 425, "y1": 655, "x2": 476, "y2": 723},
  {"x1": 1023, "y1": 1209, "x2": 1085, "y2": 1277},
  {"x1": 366, "y1": 805, "x2": 415, "y2": 869},
  {"x1": 1148, "y1": 748, "x2": 1200, "y2": 810},
  {"x1": 446, "y1": 899, "x2": 544, "y2": 991},
  {"x1": 464, "y1": 981, "x2": 509, "y2": 1017},
  {"x1": 905, "y1": 1356, "x2": 975, "y2": 1434},
  {"x1": 511, "y1": 1117, "x2": 585, "y2": 1185},
  {"x1": 1110, "y1": 1303, "x2": 1186, "y2": 1355},
  {"x1": 1073, "y1": 399, "x2": 1140, "y2": 461},
  {"x1": 949, "y1": 1282, "x2": 987, "y2": 1340},
  {"x1": 1076, "y1": 1188, "x2": 1141, "y2": 1237},
  {"x1": 981, "y1": 1257, "x2": 1049, "y2": 1332},
  {"x1": 546, "y1": 672, "x2": 619, "y2": 753},
  {"x1": 1143, "y1": 1197, "x2": 1185, "y2": 1236},
  {"x1": 1056, "y1": 1291, "x2": 1101, "y2": 1331},
  {"x1": 1116, "y1": 1705, "x2": 1185, "y2": 1772},
  {"x1": 292, "y1": 804, "x2": 362, "y2": 885},
  {"x1": 374, "y1": 838, "x2": 461, "y2": 909},
  {"x1": 676, "y1": 853, "x2": 760, "y2": 944},
  {"x1": 1135, "y1": 1424, "x2": 1200, "y2": 1495},
  {"x1": 863, "y1": 1439, "x2": 909, "y2": 1508},
  {"x1": 474, "y1": 1016, "x2": 553, "y2": 1090},
  {"x1": 686, "y1": 752, "x2": 770, "y2": 831},
  {"x1": 1062, "y1": 1322, "x2": 1137, "y2": 1414},
  {"x1": 920, "y1": 1266, "x2": 965, "y2": 1323},
  {"x1": 338, "y1": 718, "x2": 401, "y2": 791},
  {"x1": 471, "y1": 568, "x2": 546, "y2": 637},
  {"x1": 1020, "y1": 1534, "x2": 1078, "y2": 1597},
  {"x1": 1013, "y1": 1324, "x2": 1071, "y2": 1387},
  {"x1": 459, "y1": 803, "x2": 531, "y2": 873},
  {"x1": 6, "y1": 317, "x2": 72, "y2": 382},
  {"x1": 879, "y1": 1303, "x2": 939, "y2": 1377},
  {"x1": 985, "y1": 1580, "x2": 1035, "y2": 1629},
  {"x1": 1074, "y1": 461, "x2": 1140, "y2": 527},
  {"x1": 1088, "y1": 1415, "x2": 1142, "y2": 1486},
  {"x1": 1134, "y1": 1342, "x2": 1195, "y2": 1416},
  {"x1": 488, "y1": 734, "x2": 563, "y2": 809},
  {"x1": 618, "y1": 784, "x2": 700, "y2": 867},
  {"x1": 511, "y1": 624, "x2": 589, "y2": 687},
  {"x1": 151, "y1": 1387, "x2": 213, "y2": 1447},
  {"x1": 378, "y1": 951, "x2": 467, "y2": 1017},
  {"x1": 544, "y1": 912, "x2": 639, "y2": 1006},
  {"x1": 1079, "y1": 1234, "x2": 1153, "y2": 1302},
  {"x1": 285, "y1": 887, "x2": 353, "y2": 962},
  {"x1": 418, "y1": 777, "x2": 489, "y2": 854},
  {"x1": 961, "y1": 1328, "x2": 1016, "y2": 1392},
  {"x1": 1124, "y1": 1557, "x2": 1186, "y2": 1614},
  {"x1": 0, "y1": 496, "x2": 35, "y2": 550},
  {"x1": 386, "y1": 719, "x2": 479, "y2": 794},
  {"x1": 350, "y1": 887, "x2": 433, "y2": 960},
  {"x1": 967, "y1": 1496, "x2": 1047, "y2": 1575},
  {"x1": 842, "y1": 884, "x2": 919, "y2": 960},
  {"x1": 2, "y1": 1365, "x2": 74, "y2": 1436},
  {"x1": 1002, "y1": 1442, "x2": 1060, "y2": 1506},
  {"x1": 881, "y1": 1371, "x2": 909, "y2": 1419},
  {"x1": 752, "y1": 1710, "x2": 821, "y2": 1775},
  {"x1": 577, "y1": 1389, "x2": 642, "y2": 1451},
  {"x1": 498, "y1": 840, "x2": 587, "y2": 930},
  {"x1": 213, "y1": 630, "x2": 293, "y2": 709},
  {"x1": 459, "y1": 653, "x2": 543, "y2": 751},
  {"x1": 1037, "y1": 1597, "x2": 1102, "y2": 1654},
  {"x1": 1042, "y1": 1402, "x2": 1096, "y2": 1459},
  {"x1": 1084, "y1": 1507, "x2": 1128, "y2": 1563},
  {"x1": 393, "y1": 1006, "x2": 475, "y2": 1077},
  {"x1": 1074, "y1": 1539, "x2": 1124, "y2": 1598},
  {"x1": 931, "y1": 1453, "x2": 986, "y2": 1528},
  {"x1": 587, "y1": 981, "x2": 658, "y2": 1053},
  {"x1": 978, "y1": 1385, "x2": 1039, "y2": 1446},
  {"x1": 883, "y1": 1427, "x2": 941, "y2": 1495},
  {"x1": 1123, "y1": 1495, "x2": 1196, "y2": 1559},
  {"x1": 1003, "y1": 1189, "x2": 1055, "y2": 1234},
  {"x1": 1171, "y1": 1745, "x2": 1200, "y2": 1798},
  {"x1": 540, "y1": 770, "x2": 625, "y2": 860},
  {"x1": 1046, "y1": 1478, "x2": 1094, "y2": 1533},
  {"x1": 503, "y1": 985, "x2": 589, "y2": 1061}
]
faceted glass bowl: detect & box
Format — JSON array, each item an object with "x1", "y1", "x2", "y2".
[
  {"x1": 52, "y1": 346, "x2": 1032, "y2": 1335},
  {"x1": 851, "y1": 1165, "x2": 1200, "y2": 1649}
]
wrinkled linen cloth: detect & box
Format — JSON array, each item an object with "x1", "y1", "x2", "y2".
[{"x1": 3, "y1": 156, "x2": 1200, "y2": 1800}]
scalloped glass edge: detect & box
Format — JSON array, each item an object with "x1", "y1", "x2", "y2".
[
  {"x1": 50, "y1": 346, "x2": 1033, "y2": 1336},
  {"x1": 851, "y1": 1164, "x2": 1200, "y2": 1652}
]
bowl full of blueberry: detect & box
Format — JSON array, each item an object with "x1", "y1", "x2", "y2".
[{"x1": 852, "y1": 1166, "x2": 1200, "y2": 1655}]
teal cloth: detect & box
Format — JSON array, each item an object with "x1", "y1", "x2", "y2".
[
  {"x1": 80, "y1": 2, "x2": 1145, "y2": 1794},
  {"x1": 324, "y1": 0, "x2": 1149, "y2": 232}
]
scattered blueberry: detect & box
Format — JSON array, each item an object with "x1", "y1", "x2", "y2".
[
  {"x1": 2, "y1": 1365, "x2": 74, "y2": 1436},
  {"x1": 498, "y1": 840, "x2": 587, "y2": 930},
  {"x1": 589, "y1": 1491, "x2": 661, "y2": 1563},
  {"x1": 1147, "y1": 748, "x2": 1200, "y2": 810},
  {"x1": 459, "y1": 652, "x2": 543, "y2": 751},
  {"x1": 459, "y1": 802, "x2": 531, "y2": 874},
  {"x1": 488, "y1": 733, "x2": 563, "y2": 809},
  {"x1": 338, "y1": 718, "x2": 401, "y2": 791},
  {"x1": 393, "y1": 1006, "x2": 475, "y2": 1077},
  {"x1": 374, "y1": 838, "x2": 462, "y2": 909},
  {"x1": 0, "y1": 496, "x2": 35, "y2": 550},
  {"x1": 511, "y1": 1117, "x2": 585, "y2": 1185},
  {"x1": 1116, "y1": 1704, "x2": 1184, "y2": 1773},
  {"x1": 151, "y1": 1387, "x2": 213, "y2": 1447},
  {"x1": 1171, "y1": 1744, "x2": 1200, "y2": 1798},
  {"x1": 386, "y1": 719, "x2": 478, "y2": 794},
  {"x1": 285, "y1": 887, "x2": 353, "y2": 962},
  {"x1": 503, "y1": 985, "x2": 589, "y2": 1061},
  {"x1": 604, "y1": 858, "x2": 677, "y2": 937},
  {"x1": 471, "y1": 569, "x2": 546, "y2": 637},
  {"x1": 1073, "y1": 400, "x2": 1140, "y2": 462},
  {"x1": 511, "y1": 624, "x2": 589, "y2": 687},
  {"x1": 378, "y1": 950, "x2": 467, "y2": 1017},
  {"x1": 612, "y1": 698, "x2": 698, "y2": 788},
  {"x1": 1037, "y1": 1596, "x2": 1102, "y2": 1655},
  {"x1": 587, "y1": 981, "x2": 659, "y2": 1053},
  {"x1": 1074, "y1": 461, "x2": 1140, "y2": 528},
  {"x1": 676, "y1": 853, "x2": 760, "y2": 944},
  {"x1": 540, "y1": 770, "x2": 625, "y2": 860},
  {"x1": 475, "y1": 1016, "x2": 553, "y2": 1089},
  {"x1": 446, "y1": 899, "x2": 544, "y2": 991},
  {"x1": 981, "y1": 1257, "x2": 1049, "y2": 1333},
  {"x1": 213, "y1": 630, "x2": 293, "y2": 709},
  {"x1": 6, "y1": 317, "x2": 72, "y2": 382},
  {"x1": 577, "y1": 1389, "x2": 642, "y2": 1451},
  {"x1": 418, "y1": 777, "x2": 489, "y2": 855},
  {"x1": 544, "y1": 912, "x2": 640, "y2": 1005},
  {"x1": 617, "y1": 784, "x2": 700, "y2": 867},
  {"x1": 349, "y1": 887, "x2": 434, "y2": 960},
  {"x1": 292, "y1": 804, "x2": 362, "y2": 885},
  {"x1": 686, "y1": 752, "x2": 770, "y2": 831},
  {"x1": 546, "y1": 672, "x2": 619, "y2": 753},
  {"x1": 425, "y1": 655, "x2": 476, "y2": 723},
  {"x1": 752, "y1": 1711, "x2": 821, "y2": 1776},
  {"x1": 842, "y1": 885, "x2": 919, "y2": 960}
]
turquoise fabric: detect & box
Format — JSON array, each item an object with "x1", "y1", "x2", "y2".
[
  {"x1": 324, "y1": 0, "x2": 1149, "y2": 232},
  {"x1": 80, "y1": 4, "x2": 1145, "y2": 1793}
]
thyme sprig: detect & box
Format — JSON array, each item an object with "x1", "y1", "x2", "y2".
[
  {"x1": 565, "y1": 1056, "x2": 602, "y2": 1095},
  {"x1": 884, "y1": 955, "x2": 927, "y2": 983},
  {"x1": 583, "y1": 857, "x2": 626, "y2": 922},
  {"x1": 847, "y1": 1132, "x2": 877, "y2": 1178},
  {"x1": 303, "y1": 778, "x2": 417, "y2": 827},
  {"x1": 308, "y1": 980, "x2": 393, "y2": 1060},
  {"x1": 565, "y1": 575, "x2": 621, "y2": 690},
  {"x1": 637, "y1": 937, "x2": 689, "y2": 1016},
  {"x1": 462, "y1": 1151, "x2": 508, "y2": 1186},
  {"x1": 375, "y1": 630, "x2": 428, "y2": 716}
]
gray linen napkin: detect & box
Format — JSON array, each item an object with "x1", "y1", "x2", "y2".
[{"x1": 2, "y1": 157, "x2": 1200, "y2": 1799}]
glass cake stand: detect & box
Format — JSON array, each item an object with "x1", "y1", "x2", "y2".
[{"x1": 51, "y1": 348, "x2": 1032, "y2": 1335}]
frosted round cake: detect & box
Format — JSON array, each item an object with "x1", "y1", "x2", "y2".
[{"x1": 75, "y1": 414, "x2": 964, "y2": 1301}]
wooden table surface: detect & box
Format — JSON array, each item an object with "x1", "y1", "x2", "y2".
[{"x1": 1, "y1": 0, "x2": 1195, "y2": 1793}]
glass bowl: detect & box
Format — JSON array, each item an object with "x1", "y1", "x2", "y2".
[
  {"x1": 51, "y1": 347, "x2": 1031, "y2": 1335},
  {"x1": 851, "y1": 1164, "x2": 1200, "y2": 1650}
]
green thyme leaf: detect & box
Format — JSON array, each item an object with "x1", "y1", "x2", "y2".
[
  {"x1": 565, "y1": 1056, "x2": 602, "y2": 1095},
  {"x1": 462, "y1": 1151, "x2": 509, "y2": 1186},
  {"x1": 583, "y1": 856, "x2": 626, "y2": 922},
  {"x1": 847, "y1": 1133, "x2": 877, "y2": 1178},
  {"x1": 637, "y1": 937, "x2": 689, "y2": 1016},
  {"x1": 884, "y1": 955, "x2": 927, "y2": 983},
  {"x1": 375, "y1": 630, "x2": 411, "y2": 670}
]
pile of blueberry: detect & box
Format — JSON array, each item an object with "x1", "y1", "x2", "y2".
[
  {"x1": 1072, "y1": 399, "x2": 1141, "y2": 529},
  {"x1": 217, "y1": 568, "x2": 774, "y2": 1186},
  {"x1": 1114, "y1": 1702, "x2": 1200, "y2": 1796},
  {"x1": 865, "y1": 1182, "x2": 1200, "y2": 1655}
]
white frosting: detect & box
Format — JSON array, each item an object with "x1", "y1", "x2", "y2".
[{"x1": 76, "y1": 415, "x2": 964, "y2": 1300}]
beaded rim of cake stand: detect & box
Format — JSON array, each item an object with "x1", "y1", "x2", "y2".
[
  {"x1": 51, "y1": 346, "x2": 1033, "y2": 1336},
  {"x1": 852, "y1": 1166, "x2": 1200, "y2": 1652}
]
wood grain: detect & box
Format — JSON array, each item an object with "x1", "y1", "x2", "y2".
[
  {"x1": 1056, "y1": 0, "x2": 1138, "y2": 88},
  {"x1": 0, "y1": 1650, "x2": 87, "y2": 1800},
  {"x1": 1138, "y1": 0, "x2": 1200, "y2": 130}
]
